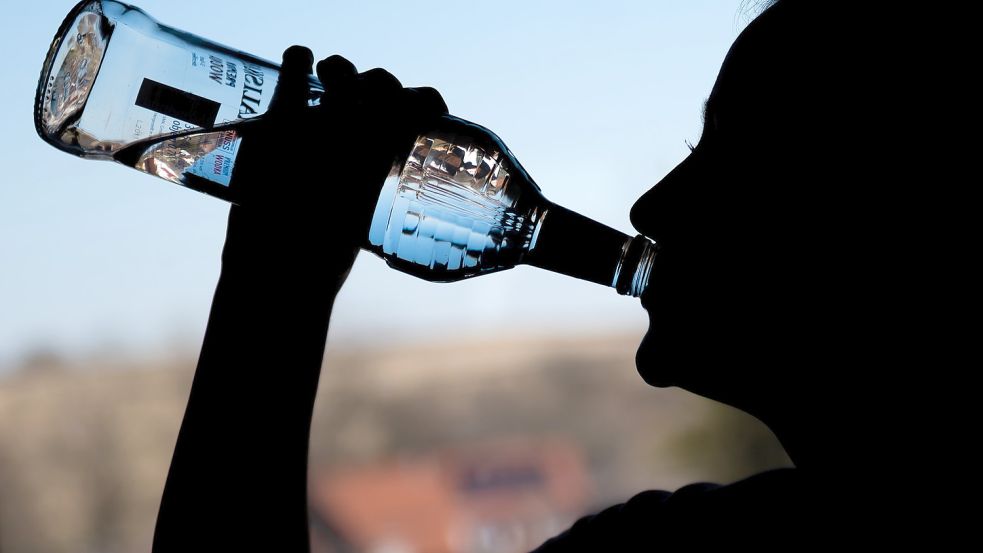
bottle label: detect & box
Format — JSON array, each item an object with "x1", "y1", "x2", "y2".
[{"x1": 77, "y1": 22, "x2": 274, "y2": 188}]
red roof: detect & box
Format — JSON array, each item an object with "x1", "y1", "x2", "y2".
[{"x1": 310, "y1": 438, "x2": 591, "y2": 553}]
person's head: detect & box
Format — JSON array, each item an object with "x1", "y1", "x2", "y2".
[{"x1": 630, "y1": 1, "x2": 881, "y2": 461}]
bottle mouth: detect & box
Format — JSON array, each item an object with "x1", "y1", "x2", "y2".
[
  {"x1": 628, "y1": 239, "x2": 657, "y2": 297},
  {"x1": 612, "y1": 235, "x2": 658, "y2": 297},
  {"x1": 35, "y1": 1, "x2": 111, "y2": 155}
]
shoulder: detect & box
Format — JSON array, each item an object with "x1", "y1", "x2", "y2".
[{"x1": 532, "y1": 469, "x2": 810, "y2": 551}]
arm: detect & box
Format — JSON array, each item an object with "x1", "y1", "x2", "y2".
[
  {"x1": 150, "y1": 215, "x2": 343, "y2": 552},
  {"x1": 531, "y1": 469, "x2": 805, "y2": 551},
  {"x1": 152, "y1": 47, "x2": 446, "y2": 552}
]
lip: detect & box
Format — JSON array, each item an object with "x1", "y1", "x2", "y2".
[
  {"x1": 640, "y1": 283, "x2": 655, "y2": 311},
  {"x1": 638, "y1": 262, "x2": 658, "y2": 311},
  {"x1": 638, "y1": 240, "x2": 658, "y2": 310}
]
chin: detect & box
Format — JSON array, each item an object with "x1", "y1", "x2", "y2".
[{"x1": 635, "y1": 329, "x2": 674, "y2": 388}]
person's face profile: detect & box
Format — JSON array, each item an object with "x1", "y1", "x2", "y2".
[{"x1": 629, "y1": 3, "x2": 820, "y2": 419}]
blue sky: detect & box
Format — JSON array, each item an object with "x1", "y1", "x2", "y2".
[{"x1": 1, "y1": 1, "x2": 749, "y2": 369}]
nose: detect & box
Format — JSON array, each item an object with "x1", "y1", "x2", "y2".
[
  {"x1": 629, "y1": 184, "x2": 659, "y2": 238},
  {"x1": 630, "y1": 152, "x2": 697, "y2": 246}
]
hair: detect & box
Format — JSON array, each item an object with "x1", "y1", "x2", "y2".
[
  {"x1": 748, "y1": 0, "x2": 781, "y2": 11},
  {"x1": 738, "y1": 0, "x2": 782, "y2": 27}
]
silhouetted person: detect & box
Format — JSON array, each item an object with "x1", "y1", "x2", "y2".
[{"x1": 153, "y1": 1, "x2": 932, "y2": 550}]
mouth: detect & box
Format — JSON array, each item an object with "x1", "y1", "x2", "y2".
[
  {"x1": 638, "y1": 244, "x2": 658, "y2": 311},
  {"x1": 640, "y1": 281, "x2": 655, "y2": 311}
]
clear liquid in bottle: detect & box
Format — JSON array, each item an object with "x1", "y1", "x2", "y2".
[{"x1": 367, "y1": 118, "x2": 546, "y2": 281}]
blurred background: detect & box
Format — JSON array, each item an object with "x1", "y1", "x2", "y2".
[{"x1": 1, "y1": 1, "x2": 790, "y2": 552}]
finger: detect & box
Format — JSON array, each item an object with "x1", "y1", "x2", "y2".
[
  {"x1": 269, "y1": 45, "x2": 314, "y2": 113},
  {"x1": 316, "y1": 55, "x2": 358, "y2": 97},
  {"x1": 405, "y1": 86, "x2": 449, "y2": 116},
  {"x1": 357, "y1": 68, "x2": 403, "y2": 106},
  {"x1": 397, "y1": 88, "x2": 448, "y2": 136},
  {"x1": 281, "y1": 45, "x2": 314, "y2": 75}
]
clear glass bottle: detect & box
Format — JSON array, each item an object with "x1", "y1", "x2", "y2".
[{"x1": 36, "y1": 0, "x2": 656, "y2": 297}]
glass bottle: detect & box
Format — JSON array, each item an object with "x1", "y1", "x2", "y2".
[{"x1": 35, "y1": 0, "x2": 656, "y2": 297}]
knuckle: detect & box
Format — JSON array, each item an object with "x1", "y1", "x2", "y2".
[
  {"x1": 361, "y1": 68, "x2": 401, "y2": 87},
  {"x1": 281, "y1": 45, "x2": 314, "y2": 72},
  {"x1": 317, "y1": 55, "x2": 357, "y2": 78}
]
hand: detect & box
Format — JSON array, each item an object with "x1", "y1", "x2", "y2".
[{"x1": 223, "y1": 46, "x2": 448, "y2": 291}]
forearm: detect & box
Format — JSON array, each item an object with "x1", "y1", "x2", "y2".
[
  {"x1": 153, "y1": 219, "x2": 348, "y2": 552},
  {"x1": 151, "y1": 44, "x2": 442, "y2": 550}
]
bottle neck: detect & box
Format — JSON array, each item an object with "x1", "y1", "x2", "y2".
[{"x1": 523, "y1": 204, "x2": 657, "y2": 297}]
